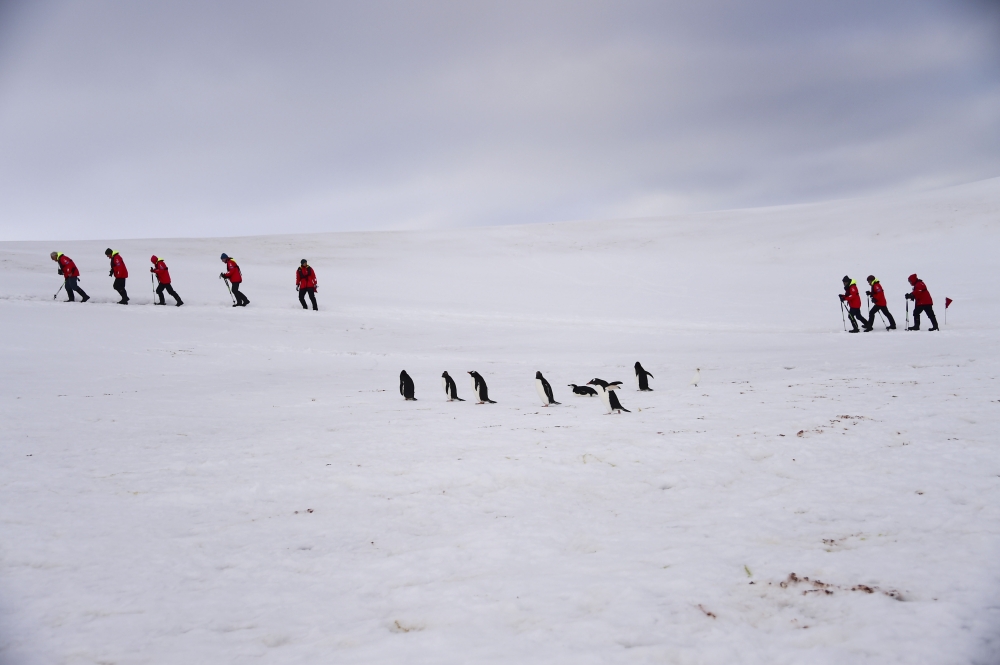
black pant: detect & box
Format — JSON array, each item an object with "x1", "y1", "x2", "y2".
[
  {"x1": 65, "y1": 277, "x2": 88, "y2": 301},
  {"x1": 868, "y1": 305, "x2": 896, "y2": 328},
  {"x1": 298, "y1": 287, "x2": 317, "y2": 310},
  {"x1": 912, "y1": 304, "x2": 938, "y2": 329},
  {"x1": 156, "y1": 283, "x2": 182, "y2": 305},
  {"x1": 231, "y1": 282, "x2": 249, "y2": 306},
  {"x1": 847, "y1": 307, "x2": 870, "y2": 331},
  {"x1": 113, "y1": 277, "x2": 128, "y2": 303}
]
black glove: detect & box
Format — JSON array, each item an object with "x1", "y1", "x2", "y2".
[
  {"x1": 109, "y1": 269, "x2": 114, "y2": 276},
  {"x1": 296, "y1": 286, "x2": 300, "y2": 291},
  {"x1": 57, "y1": 268, "x2": 63, "y2": 275},
  {"x1": 839, "y1": 294, "x2": 845, "y2": 301},
  {"x1": 220, "y1": 273, "x2": 226, "y2": 279},
  {"x1": 865, "y1": 291, "x2": 871, "y2": 296},
  {"x1": 905, "y1": 293, "x2": 914, "y2": 301},
  {"x1": 150, "y1": 267, "x2": 154, "y2": 273}
]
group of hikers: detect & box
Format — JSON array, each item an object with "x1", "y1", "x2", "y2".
[
  {"x1": 839, "y1": 274, "x2": 940, "y2": 332},
  {"x1": 49, "y1": 250, "x2": 321, "y2": 310}
]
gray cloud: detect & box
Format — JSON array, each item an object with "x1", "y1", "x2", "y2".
[{"x1": 0, "y1": 0, "x2": 998, "y2": 240}]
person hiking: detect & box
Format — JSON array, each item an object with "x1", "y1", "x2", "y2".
[
  {"x1": 105, "y1": 248, "x2": 129, "y2": 304},
  {"x1": 865, "y1": 275, "x2": 896, "y2": 329},
  {"x1": 220, "y1": 253, "x2": 249, "y2": 307},
  {"x1": 295, "y1": 259, "x2": 318, "y2": 310},
  {"x1": 839, "y1": 276, "x2": 872, "y2": 333},
  {"x1": 150, "y1": 255, "x2": 183, "y2": 306},
  {"x1": 50, "y1": 252, "x2": 89, "y2": 302},
  {"x1": 905, "y1": 274, "x2": 939, "y2": 331}
]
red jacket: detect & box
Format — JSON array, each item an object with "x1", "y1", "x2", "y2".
[
  {"x1": 869, "y1": 279, "x2": 887, "y2": 307},
  {"x1": 151, "y1": 258, "x2": 171, "y2": 284},
  {"x1": 57, "y1": 254, "x2": 80, "y2": 278},
  {"x1": 296, "y1": 265, "x2": 317, "y2": 289},
  {"x1": 109, "y1": 252, "x2": 128, "y2": 278},
  {"x1": 842, "y1": 281, "x2": 862, "y2": 309},
  {"x1": 223, "y1": 258, "x2": 242, "y2": 283},
  {"x1": 909, "y1": 275, "x2": 932, "y2": 306}
]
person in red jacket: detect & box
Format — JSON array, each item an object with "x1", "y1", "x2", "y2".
[
  {"x1": 219, "y1": 253, "x2": 249, "y2": 307},
  {"x1": 839, "y1": 275, "x2": 871, "y2": 333},
  {"x1": 295, "y1": 259, "x2": 318, "y2": 310},
  {"x1": 865, "y1": 275, "x2": 896, "y2": 330},
  {"x1": 104, "y1": 248, "x2": 129, "y2": 304},
  {"x1": 150, "y1": 255, "x2": 183, "y2": 306},
  {"x1": 49, "y1": 251, "x2": 90, "y2": 302},
  {"x1": 905, "y1": 273, "x2": 939, "y2": 331}
]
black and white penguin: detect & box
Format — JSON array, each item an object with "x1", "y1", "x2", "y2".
[
  {"x1": 587, "y1": 379, "x2": 630, "y2": 414},
  {"x1": 634, "y1": 362, "x2": 654, "y2": 391},
  {"x1": 535, "y1": 371, "x2": 560, "y2": 406},
  {"x1": 441, "y1": 371, "x2": 464, "y2": 401},
  {"x1": 568, "y1": 383, "x2": 598, "y2": 396},
  {"x1": 399, "y1": 370, "x2": 417, "y2": 401},
  {"x1": 588, "y1": 378, "x2": 623, "y2": 390},
  {"x1": 468, "y1": 371, "x2": 496, "y2": 404}
]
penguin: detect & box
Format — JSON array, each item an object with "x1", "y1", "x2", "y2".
[
  {"x1": 441, "y1": 371, "x2": 464, "y2": 401},
  {"x1": 588, "y1": 378, "x2": 623, "y2": 390},
  {"x1": 399, "y1": 370, "x2": 417, "y2": 401},
  {"x1": 568, "y1": 383, "x2": 598, "y2": 396},
  {"x1": 634, "y1": 362, "x2": 654, "y2": 391},
  {"x1": 535, "y1": 371, "x2": 560, "y2": 406},
  {"x1": 468, "y1": 371, "x2": 496, "y2": 404},
  {"x1": 587, "y1": 379, "x2": 630, "y2": 414}
]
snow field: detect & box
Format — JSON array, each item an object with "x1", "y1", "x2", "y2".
[{"x1": 1, "y1": 178, "x2": 1000, "y2": 663}]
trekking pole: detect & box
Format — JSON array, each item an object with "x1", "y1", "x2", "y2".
[
  {"x1": 839, "y1": 297, "x2": 847, "y2": 331},
  {"x1": 221, "y1": 275, "x2": 236, "y2": 304},
  {"x1": 150, "y1": 273, "x2": 157, "y2": 304},
  {"x1": 905, "y1": 298, "x2": 910, "y2": 330},
  {"x1": 53, "y1": 282, "x2": 64, "y2": 300}
]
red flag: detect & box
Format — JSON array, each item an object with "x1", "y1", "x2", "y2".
[{"x1": 945, "y1": 298, "x2": 953, "y2": 308}]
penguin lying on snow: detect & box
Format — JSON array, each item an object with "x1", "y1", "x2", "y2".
[
  {"x1": 399, "y1": 370, "x2": 417, "y2": 401},
  {"x1": 568, "y1": 383, "x2": 598, "y2": 396},
  {"x1": 468, "y1": 371, "x2": 496, "y2": 404},
  {"x1": 634, "y1": 362, "x2": 654, "y2": 391},
  {"x1": 535, "y1": 371, "x2": 560, "y2": 406},
  {"x1": 441, "y1": 371, "x2": 464, "y2": 401},
  {"x1": 587, "y1": 379, "x2": 630, "y2": 414}
]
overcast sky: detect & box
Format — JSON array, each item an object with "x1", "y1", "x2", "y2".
[{"x1": 0, "y1": 0, "x2": 998, "y2": 240}]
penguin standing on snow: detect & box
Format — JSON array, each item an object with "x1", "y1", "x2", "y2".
[
  {"x1": 468, "y1": 371, "x2": 496, "y2": 404},
  {"x1": 441, "y1": 371, "x2": 464, "y2": 401},
  {"x1": 634, "y1": 362, "x2": 654, "y2": 391},
  {"x1": 568, "y1": 383, "x2": 598, "y2": 396},
  {"x1": 535, "y1": 371, "x2": 560, "y2": 406},
  {"x1": 399, "y1": 370, "x2": 417, "y2": 401},
  {"x1": 587, "y1": 379, "x2": 631, "y2": 414}
]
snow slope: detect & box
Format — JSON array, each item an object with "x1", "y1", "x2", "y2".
[{"x1": 1, "y1": 179, "x2": 999, "y2": 664}]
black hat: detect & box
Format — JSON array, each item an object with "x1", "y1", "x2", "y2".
[
  {"x1": 105, "y1": 248, "x2": 113, "y2": 256},
  {"x1": 300, "y1": 259, "x2": 308, "y2": 265},
  {"x1": 842, "y1": 275, "x2": 850, "y2": 283}
]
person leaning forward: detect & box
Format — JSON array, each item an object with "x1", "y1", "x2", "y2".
[
  {"x1": 150, "y1": 255, "x2": 183, "y2": 306},
  {"x1": 50, "y1": 252, "x2": 89, "y2": 302},
  {"x1": 840, "y1": 275, "x2": 872, "y2": 333},
  {"x1": 220, "y1": 253, "x2": 249, "y2": 307},
  {"x1": 865, "y1": 275, "x2": 896, "y2": 330}
]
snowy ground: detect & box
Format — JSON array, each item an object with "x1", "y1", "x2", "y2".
[{"x1": 2, "y1": 179, "x2": 1000, "y2": 664}]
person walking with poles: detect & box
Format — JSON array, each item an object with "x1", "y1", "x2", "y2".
[
  {"x1": 105, "y1": 248, "x2": 129, "y2": 304},
  {"x1": 150, "y1": 256, "x2": 183, "y2": 306},
  {"x1": 295, "y1": 259, "x2": 318, "y2": 310},
  {"x1": 839, "y1": 275, "x2": 872, "y2": 333},
  {"x1": 50, "y1": 252, "x2": 89, "y2": 302},
  {"x1": 220, "y1": 253, "x2": 249, "y2": 307},
  {"x1": 865, "y1": 275, "x2": 896, "y2": 330},
  {"x1": 905, "y1": 273, "x2": 939, "y2": 331}
]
